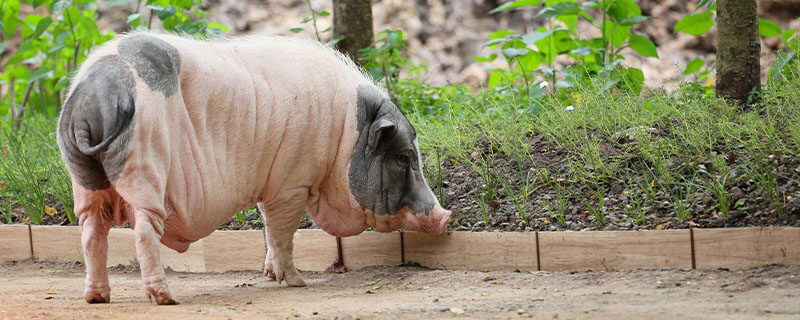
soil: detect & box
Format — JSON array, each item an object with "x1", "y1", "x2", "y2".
[{"x1": 2, "y1": 260, "x2": 798, "y2": 319}]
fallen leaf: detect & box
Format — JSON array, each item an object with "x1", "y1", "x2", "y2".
[
  {"x1": 687, "y1": 221, "x2": 699, "y2": 227},
  {"x1": 45, "y1": 206, "x2": 57, "y2": 216},
  {"x1": 480, "y1": 292, "x2": 489, "y2": 296},
  {"x1": 580, "y1": 211, "x2": 591, "y2": 216},
  {"x1": 656, "y1": 224, "x2": 664, "y2": 230},
  {"x1": 46, "y1": 288, "x2": 57, "y2": 295}
]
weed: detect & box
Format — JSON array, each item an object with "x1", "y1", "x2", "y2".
[{"x1": 291, "y1": 0, "x2": 342, "y2": 46}]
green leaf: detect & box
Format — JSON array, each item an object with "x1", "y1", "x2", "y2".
[
  {"x1": 489, "y1": 29, "x2": 515, "y2": 40},
  {"x1": 770, "y1": 51, "x2": 796, "y2": 80},
  {"x1": 758, "y1": 18, "x2": 781, "y2": 38},
  {"x1": 157, "y1": 7, "x2": 177, "y2": 20},
  {"x1": 624, "y1": 67, "x2": 644, "y2": 93},
  {"x1": 47, "y1": 42, "x2": 68, "y2": 54},
  {"x1": 482, "y1": 38, "x2": 507, "y2": 48},
  {"x1": 52, "y1": 0, "x2": 72, "y2": 13},
  {"x1": 502, "y1": 47, "x2": 530, "y2": 60},
  {"x1": 675, "y1": 11, "x2": 713, "y2": 36},
  {"x1": 489, "y1": 0, "x2": 544, "y2": 14},
  {"x1": 629, "y1": 34, "x2": 658, "y2": 58},
  {"x1": 602, "y1": 21, "x2": 630, "y2": 47},
  {"x1": 28, "y1": 67, "x2": 54, "y2": 83},
  {"x1": 300, "y1": 17, "x2": 312, "y2": 23},
  {"x1": 619, "y1": 15, "x2": 647, "y2": 26},
  {"x1": 318, "y1": 11, "x2": 331, "y2": 16},
  {"x1": 104, "y1": 0, "x2": 137, "y2": 5},
  {"x1": 517, "y1": 50, "x2": 543, "y2": 71},
  {"x1": 538, "y1": 2, "x2": 580, "y2": 18},
  {"x1": 33, "y1": 17, "x2": 52, "y2": 39},
  {"x1": 695, "y1": 0, "x2": 710, "y2": 12},
  {"x1": 782, "y1": 29, "x2": 797, "y2": 43},
  {"x1": 21, "y1": 51, "x2": 47, "y2": 64},
  {"x1": 580, "y1": 1, "x2": 599, "y2": 10},
  {"x1": 32, "y1": 0, "x2": 48, "y2": 8},
  {"x1": 606, "y1": 0, "x2": 641, "y2": 22},
  {"x1": 569, "y1": 46, "x2": 591, "y2": 56},
  {"x1": 290, "y1": 27, "x2": 304, "y2": 33},
  {"x1": 0, "y1": 42, "x2": 7, "y2": 56},
  {"x1": 127, "y1": 13, "x2": 141, "y2": 23},
  {"x1": 522, "y1": 27, "x2": 564, "y2": 45},
  {"x1": 472, "y1": 53, "x2": 498, "y2": 62},
  {"x1": 683, "y1": 58, "x2": 703, "y2": 75}
]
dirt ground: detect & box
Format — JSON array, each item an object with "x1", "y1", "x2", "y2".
[{"x1": 1, "y1": 260, "x2": 799, "y2": 320}]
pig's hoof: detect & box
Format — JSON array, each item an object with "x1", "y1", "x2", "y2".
[
  {"x1": 84, "y1": 283, "x2": 111, "y2": 303},
  {"x1": 285, "y1": 275, "x2": 307, "y2": 287},
  {"x1": 145, "y1": 283, "x2": 178, "y2": 305},
  {"x1": 84, "y1": 291, "x2": 110, "y2": 304},
  {"x1": 263, "y1": 269, "x2": 277, "y2": 280}
]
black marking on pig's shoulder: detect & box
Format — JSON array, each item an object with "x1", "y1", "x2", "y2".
[
  {"x1": 118, "y1": 34, "x2": 181, "y2": 97},
  {"x1": 349, "y1": 85, "x2": 436, "y2": 216},
  {"x1": 57, "y1": 55, "x2": 136, "y2": 191}
]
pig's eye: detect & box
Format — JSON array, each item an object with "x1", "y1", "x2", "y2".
[{"x1": 394, "y1": 154, "x2": 410, "y2": 167}]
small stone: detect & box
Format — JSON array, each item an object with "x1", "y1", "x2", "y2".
[
  {"x1": 449, "y1": 307, "x2": 465, "y2": 315},
  {"x1": 517, "y1": 309, "x2": 527, "y2": 315},
  {"x1": 433, "y1": 298, "x2": 439, "y2": 302}
]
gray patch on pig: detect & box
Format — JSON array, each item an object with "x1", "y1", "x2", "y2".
[
  {"x1": 57, "y1": 55, "x2": 136, "y2": 190},
  {"x1": 118, "y1": 34, "x2": 181, "y2": 97},
  {"x1": 349, "y1": 85, "x2": 436, "y2": 215}
]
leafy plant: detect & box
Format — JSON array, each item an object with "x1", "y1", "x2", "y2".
[
  {"x1": 291, "y1": 0, "x2": 342, "y2": 46},
  {"x1": 676, "y1": 1, "x2": 799, "y2": 81},
  {"x1": 477, "y1": 0, "x2": 658, "y2": 99},
  {"x1": 360, "y1": 29, "x2": 426, "y2": 100}
]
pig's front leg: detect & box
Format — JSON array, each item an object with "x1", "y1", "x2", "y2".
[
  {"x1": 80, "y1": 210, "x2": 112, "y2": 303},
  {"x1": 133, "y1": 210, "x2": 177, "y2": 305},
  {"x1": 262, "y1": 204, "x2": 306, "y2": 287}
]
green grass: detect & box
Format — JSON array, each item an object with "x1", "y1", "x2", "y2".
[
  {"x1": 407, "y1": 61, "x2": 800, "y2": 229},
  {"x1": 0, "y1": 116, "x2": 74, "y2": 224}
]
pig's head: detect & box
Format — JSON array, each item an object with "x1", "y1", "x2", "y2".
[{"x1": 348, "y1": 85, "x2": 452, "y2": 235}]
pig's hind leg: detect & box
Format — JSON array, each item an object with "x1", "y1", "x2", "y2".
[
  {"x1": 131, "y1": 208, "x2": 177, "y2": 304},
  {"x1": 258, "y1": 203, "x2": 277, "y2": 280},
  {"x1": 260, "y1": 199, "x2": 307, "y2": 287},
  {"x1": 73, "y1": 183, "x2": 115, "y2": 303}
]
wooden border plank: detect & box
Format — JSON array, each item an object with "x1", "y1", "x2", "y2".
[
  {"x1": 106, "y1": 228, "x2": 136, "y2": 267},
  {"x1": 30, "y1": 225, "x2": 83, "y2": 262},
  {"x1": 538, "y1": 230, "x2": 692, "y2": 271},
  {"x1": 694, "y1": 227, "x2": 800, "y2": 269},
  {"x1": 293, "y1": 229, "x2": 337, "y2": 272},
  {"x1": 160, "y1": 240, "x2": 205, "y2": 272},
  {"x1": 0, "y1": 225, "x2": 31, "y2": 261},
  {"x1": 203, "y1": 230, "x2": 264, "y2": 273},
  {"x1": 404, "y1": 232, "x2": 538, "y2": 271},
  {"x1": 341, "y1": 231, "x2": 401, "y2": 270}
]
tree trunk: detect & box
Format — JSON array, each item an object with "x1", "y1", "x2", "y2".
[
  {"x1": 333, "y1": 0, "x2": 374, "y2": 66},
  {"x1": 716, "y1": 0, "x2": 761, "y2": 105}
]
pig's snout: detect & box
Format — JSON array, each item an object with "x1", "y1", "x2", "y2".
[{"x1": 401, "y1": 205, "x2": 452, "y2": 235}]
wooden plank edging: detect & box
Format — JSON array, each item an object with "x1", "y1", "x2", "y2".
[{"x1": 2, "y1": 226, "x2": 798, "y2": 272}]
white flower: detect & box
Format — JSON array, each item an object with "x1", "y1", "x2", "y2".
[{"x1": 565, "y1": 105, "x2": 575, "y2": 111}]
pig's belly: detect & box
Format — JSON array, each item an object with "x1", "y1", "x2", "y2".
[
  {"x1": 158, "y1": 199, "x2": 251, "y2": 253},
  {"x1": 159, "y1": 214, "x2": 198, "y2": 253}
]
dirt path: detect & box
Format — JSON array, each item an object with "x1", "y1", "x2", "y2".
[{"x1": 1, "y1": 260, "x2": 798, "y2": 320}]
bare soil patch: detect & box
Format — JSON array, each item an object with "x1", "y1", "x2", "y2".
[{"x1": 2, "y1": 260, "x2": 799, "y2": 319}]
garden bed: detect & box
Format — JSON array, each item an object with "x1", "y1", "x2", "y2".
[{"x1": 2, "y1": 225, "x2": 797, "y2": 272}]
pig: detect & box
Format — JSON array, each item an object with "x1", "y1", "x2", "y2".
[{"x1": 56, "y1": 32, "x2": 452, "y2": 305}]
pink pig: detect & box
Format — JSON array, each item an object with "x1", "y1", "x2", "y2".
[{"x1": 57, "y1": 32, "x2": 451, "y2": 305}]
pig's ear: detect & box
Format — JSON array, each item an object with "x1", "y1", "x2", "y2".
[{"x1": 368, "y1": 118, "x2": 396, "y2": 150}]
